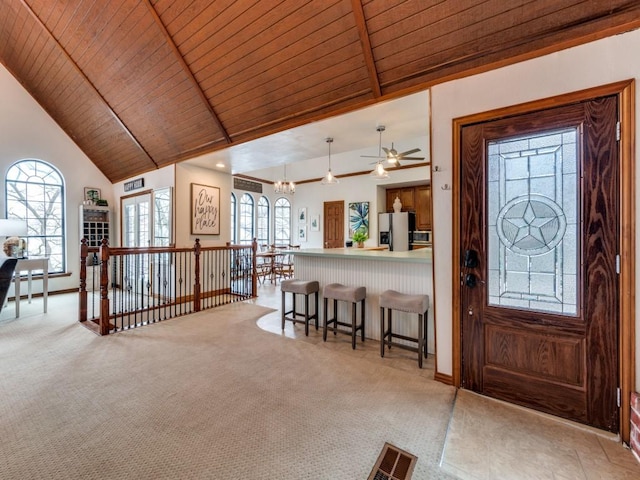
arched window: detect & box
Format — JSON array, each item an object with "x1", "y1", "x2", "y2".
[
  {"x1": 230, "y1": 193, "x2": 237, "y2": 244},
  {"x1": 5, "y1": 159, "x2": 65, "y2": 273},
  {"x1": 257, "y1": 196, "x2": 270, "y2": 247},
  {"x1": 239, "y1": 193, "x2": 254, "y2": 245},
  {"x1": 274, "y1": 197, "x2": 291, "y2": 246}
]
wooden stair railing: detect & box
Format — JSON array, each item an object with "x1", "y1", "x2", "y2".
[{"x1": 79, "y1": 238, "x2": 258, "y2": 335}]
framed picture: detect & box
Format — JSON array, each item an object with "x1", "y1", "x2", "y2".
[
  {"x1": 84, "y1": 187, "x2": 101, "y2": 202},
  {"x1": 310, "y1": 214, "x2": 320, "y2": 232},
  {"x1": 298, "y1": 207, "x2": 307, "y2": 223},
  {"x1": 191, "y1": 183, "x2": 220, "y2": 235},
  {"x1": 298, "y1": 225, "x2": 307, "y2": 242},
  {"x1": 348, "y1": 202, "x2": 369, "y2": 237}
]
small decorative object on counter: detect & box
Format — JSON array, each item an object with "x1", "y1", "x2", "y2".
[
  {"x1": 393, "y1": 196, "x2": 402, "y2": 213},
  {"x1": 351, "y1": 229, "x2": 368, "y2": 248}
]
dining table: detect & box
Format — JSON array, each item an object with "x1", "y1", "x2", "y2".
[{"x1": 255, "y1": 250, "x2": 285, "y2": 284}]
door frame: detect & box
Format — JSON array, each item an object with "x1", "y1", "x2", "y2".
[{"x1": 451, "y1": 80, "x2": 635, "y2": 442}]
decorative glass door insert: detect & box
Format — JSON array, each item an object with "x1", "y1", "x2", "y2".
[{"x1": 487, "y1": 127, "x2": 578, "y2": 315}]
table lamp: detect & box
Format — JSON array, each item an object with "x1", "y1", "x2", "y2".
[{"x1": 0, "y1": 219, "x2": 28, "y2": 257}]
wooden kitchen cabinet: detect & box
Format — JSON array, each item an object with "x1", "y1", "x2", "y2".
[
  {"x1": 415, "y1": 185, "x2": 431, "y2": 230},
  {"x1": 385, "y1": 185, "x2": 431, "y2": 230},
  {"x1": 386, "y1": 188, "x2": 399, "y2": 212},
  {"x1": 386, "y1": 187, "x2": 415, "y2": 212}
]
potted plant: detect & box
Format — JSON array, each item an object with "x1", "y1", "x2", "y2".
[{"x1": 351, "y1": 229, "x2": 368, "y2": 248}]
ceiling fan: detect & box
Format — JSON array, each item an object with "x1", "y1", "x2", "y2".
[{"x1": 361, "y1": 125, "x2": 425, "y2": 166}]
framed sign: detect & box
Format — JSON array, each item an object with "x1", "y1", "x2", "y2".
[
  {"x1": 191, "y1": 183, "x2": 220, "y2": 235},
  {"x1": 124, "y1": 177, "x2": 144, "y2": 192}
]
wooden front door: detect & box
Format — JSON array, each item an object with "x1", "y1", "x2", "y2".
[
  {"x1": 460, "y1": 96, "x2": 619, "y2": 431},
  {"x1": 324, "y1": 201, "x2": 344, "y2": 248}
]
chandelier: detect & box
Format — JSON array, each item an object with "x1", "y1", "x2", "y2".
[{"x1": 274, "y1": 164, "x2": 295, "y2": 195}]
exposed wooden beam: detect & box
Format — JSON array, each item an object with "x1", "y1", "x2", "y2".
[
  {"x1": 350, "y1": 0, "x2": 381, "y2": 98},
  {"x1": 18, "y1": 0, "x2": 158, "y2": 170},
  {"x1": 144, "y1": 0, "x2": 232, "y2": 144}
]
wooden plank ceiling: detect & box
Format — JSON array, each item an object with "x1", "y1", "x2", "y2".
[{"x1": 1, "y1": 0, "x2": 639, "y2": 182}]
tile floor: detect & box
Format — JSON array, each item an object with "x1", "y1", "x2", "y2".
[{"x1": 3, "y1": 283, "x2": 639, "y2": 479}]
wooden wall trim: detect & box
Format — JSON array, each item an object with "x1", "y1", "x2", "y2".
[
  {"x1": 619, "y1": 80, "x2": 636, "y2": 445},
  {"x1": 451, "y1": 111, "x2": 462, "y2": 388},
  {"x1": 433, "y1": 371, "x2": 454, "y2": 386},
  {"x1": 233, "y1": 162, "x2": 430, "y2": 187},
  {"x1": 451, "y1": 79, "x2": 635, "y2": 443}
]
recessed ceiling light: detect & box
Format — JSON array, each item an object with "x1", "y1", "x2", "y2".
[{"x1": 215, "y1": 162, "x2": 225, "y2": 168}]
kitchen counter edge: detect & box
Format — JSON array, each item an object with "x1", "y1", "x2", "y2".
[{"x1": 287, "y1": 247, "x2": 432, "y2": 263}]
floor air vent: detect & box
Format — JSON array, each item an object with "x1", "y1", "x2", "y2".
[{"x1": 368, "y1": 442, "x2": 417, "y2": 480}]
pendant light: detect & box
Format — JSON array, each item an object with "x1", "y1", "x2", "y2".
[
  {"x1": 321, "y1": 137, "x2": 339, "y2": 185},
  {"x1": 370, "y1": 126, "x2": 390, "y2": 179},
  {"x1": 274, "y1": 164, "x2": 295, "y2": 194}
]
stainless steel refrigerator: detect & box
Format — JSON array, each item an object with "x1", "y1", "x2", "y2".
[{"x1": 378, "y1": 212, "x2": 415, "y2": 251}]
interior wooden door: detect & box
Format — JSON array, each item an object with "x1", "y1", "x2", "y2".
[
  {"x1": 460, "y1": 96, "x2": 619, "y2": 431},
  {"x1": 323, "y1": 201, "x2": 344, "y2": 248}
]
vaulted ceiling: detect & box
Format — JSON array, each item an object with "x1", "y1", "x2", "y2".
[{"x1": 1, "y1": 0, "x2": 639, "y2": 183}]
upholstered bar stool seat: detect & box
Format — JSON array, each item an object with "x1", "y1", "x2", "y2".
[
  {"x1": 379, "y1": 290, "x2": 429, "y2": 368},
  {"x1": 281, "y1": 279, "x2": 319, "y2": 336},
  {"x1": 323, "y1": 283, "x2": 366, "y2": 349}
]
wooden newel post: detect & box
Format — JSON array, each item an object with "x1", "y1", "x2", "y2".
[
  {"x1": 79, "y1": 238, "x2": 88, "y2": 322},
  {"x1": 252, "y1": 238, "x2": 258, "y2": 298},
  {"x1": 99, "y1": 238, "x2": 110, "y2": 335},
  {"x1": 194, "y1": 238, "x2": 201, "y2": 312}
]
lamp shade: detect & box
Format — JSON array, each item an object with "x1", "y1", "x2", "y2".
[
  {"x1": 370, "y1": 161, "x2": 389, "y2": 179},
  {"x1": 0, "y1": 218, "x2": 27, "y2": 237}
]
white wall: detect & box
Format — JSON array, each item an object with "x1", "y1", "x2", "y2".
[
  {"x1": 175, "y1": 162, "x2": 232, "y2": 247},
  {"x1": 430, "y1": 27, "x2": 640, "y2": 387},
  {"x1": 0, "y1": 64, "x2": 113, "y2": 294}
]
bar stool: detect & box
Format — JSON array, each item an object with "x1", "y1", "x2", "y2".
[
  {"x1": 379, "y1": 290, "x2": 429, "y2": 368},
  {"x1": 323, "y1": 283, "x2": 366, "y2": 349},
  {"x1": 281, "y1": 279, "x2": 319, "y2": 336}
]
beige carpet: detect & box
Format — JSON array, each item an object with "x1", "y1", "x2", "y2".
[{"x1": 0, "y1": 301, "x2": 456, "y2": 479}]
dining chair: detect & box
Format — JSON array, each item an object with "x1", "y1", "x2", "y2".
[{"x1": 0, "y1": 257, "x2": 18, "y2": 312}]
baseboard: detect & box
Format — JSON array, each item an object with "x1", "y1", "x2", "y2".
[
  {"x1": 9, "y1": 287, "x2": 78, "y2": 302},
  {"x1": 434, "y1": 371, "x2": 453, "y2": 385}
]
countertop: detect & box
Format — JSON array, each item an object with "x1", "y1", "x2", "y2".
[{"x1": 287, "y1": 247, "x2": 432, "y2": 263}]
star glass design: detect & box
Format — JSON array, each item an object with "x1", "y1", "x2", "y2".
[{"x1": 497, "y1": 195, "x2": 566, "y2": 256}]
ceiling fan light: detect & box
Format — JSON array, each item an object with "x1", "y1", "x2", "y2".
[{"x1": 370, "y1": 161, "x2": 389, "y2": 179}]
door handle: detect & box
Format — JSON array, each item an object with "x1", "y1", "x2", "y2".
[{"x1": 465, "y1": 273, "x2": 477, "y2": 288}]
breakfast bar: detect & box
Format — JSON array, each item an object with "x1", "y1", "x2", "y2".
[{"x1": 290, "y1": 247, "x2": 434, "y2": 354}]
